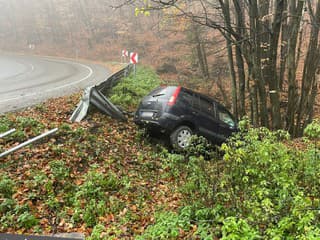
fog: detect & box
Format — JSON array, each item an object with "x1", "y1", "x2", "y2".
[{"x1": 0, "y1": 0, "x2": 163, "y2": 61}]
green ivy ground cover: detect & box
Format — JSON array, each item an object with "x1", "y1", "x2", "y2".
[{"x1": 0, "y1": 67, "x2": 319, "y2": 239}]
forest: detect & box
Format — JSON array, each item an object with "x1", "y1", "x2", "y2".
[{"x1": 0, "y1": 0, "x2": 319, "y2": 134}]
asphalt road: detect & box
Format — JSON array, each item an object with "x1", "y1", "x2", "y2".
[{"x1": 0, "y1": 54, "x2": 111, "y2": 113}]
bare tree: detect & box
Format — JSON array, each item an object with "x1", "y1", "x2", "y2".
[{"x1": 117, "y1": 0, "x2": 320, "y2": 135}]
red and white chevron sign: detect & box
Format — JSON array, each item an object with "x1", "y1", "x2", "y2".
[
  {"x1": 130, "y1": 52, "x2": 138, "y2": 64},
  {"x1": 122, "y1": 49, "x2": 129, "y2": 57}
]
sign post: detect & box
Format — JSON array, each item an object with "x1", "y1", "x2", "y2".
[
  {"x1": 121, "y1": 49, "x2": 129, "y2": 63},
  {"x1": 130, "y1": 52, "x2": 138, "y2": 76}
]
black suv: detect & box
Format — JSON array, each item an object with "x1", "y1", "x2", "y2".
[{"x1": 134, "y1": 86, "x2": 237, "y2": 149}]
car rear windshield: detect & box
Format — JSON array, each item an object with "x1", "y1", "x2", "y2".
[{"x1": 148, "y1": 86, "x2": 177, "y2": 98}]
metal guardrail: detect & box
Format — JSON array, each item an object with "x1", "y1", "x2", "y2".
[
  {"x1": 0, "y1": 128, "x2": 58, "y2": 158},
  {"x1": 0, "y1": 129, "x2": 16, "y2": 138},
  {"x1": 70, "y1": 64, "x2": 133, "y2": 122},
  {"x1": 0, "y1": 233, "x2": 84, "y2": 240}
]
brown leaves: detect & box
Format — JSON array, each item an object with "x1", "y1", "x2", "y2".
[{"x1": 0, "y1": 93, "x2": 185, "y2": 238}]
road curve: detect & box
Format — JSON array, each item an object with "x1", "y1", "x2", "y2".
[{"x1": 0, "y1": 54, "x2": 112, "y2": 113}]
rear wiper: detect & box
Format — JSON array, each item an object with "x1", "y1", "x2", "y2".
[{"x1": 152, "y1": 93, "x2": 165, "y2": 97}]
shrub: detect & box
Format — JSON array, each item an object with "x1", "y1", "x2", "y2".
[
  {"x1": 0, "y1": 198, "x2": 16, "y2": 214},
  {"x1": 72, "y1": 167, "x2": 122, "y2": 226},
  {"x1": 216, "y1": 127, "x2": 320, "y2": 237},
  {"x1": 160, "y1": 124, "x2": 320, "y2": 238},
  {"x1": 0, "y1": 212, "x2": 15, "y2": 230},
  {"x1": 76, "y1": 168, "x2": 121, "y2": 200},
  {"x1": 0, "y1": 175, "x2": 15, "y2": 198},
  {"x1": 180, "y1": 156, "x2": 214, "y2": 199},
  {"x1": 87, "y1": 224, "x2": 107, "y2": 240},
  {"x1": 137, "y1": 210, "x2": 191, "y2": 239},
  {"x1": 110, "y1": 66, "x2": 160, "y2": 109},
  {"x1": 0, "y1": 116, "x2": 45, "y2": 142},
  {"x1": 138, "y1": 205, "x2": 223, "y2": 239},
  {"x1": 0, "y1": 116, "x2": 11, "y2": 133},
  {"x1": 304, "y1": 119, "x2": 320, "y2": 140},
  {"x1": 17, "y1": 212, "x2": 38, "y2": 229},
  {"x1": 49, "y1": 160, "x2": 70, "y2": 181},
  {"x1": 185, "y1": 135, "x2": 218, "y2": 159},
  {"x1": 82, "y1": 200, "x2": 107, "y2": 227},
  {"x1": 15, "y1": 116, "x2": 45, "y2": 136},
  {"x1": 221, "y1": 217, "x2": 260, "y2": 240}
]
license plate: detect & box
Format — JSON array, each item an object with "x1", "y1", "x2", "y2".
[{"x1": 141, "y1": 111, "x2": 154, "y2": 118}]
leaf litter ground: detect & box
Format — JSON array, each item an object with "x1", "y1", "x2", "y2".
[{"x1": 0, "y1": 93, "x2": 183, "y2": 238}]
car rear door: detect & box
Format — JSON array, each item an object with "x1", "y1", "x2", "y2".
[{"x1": 194, "y1": 96, "x2": 222, "y2": 141}]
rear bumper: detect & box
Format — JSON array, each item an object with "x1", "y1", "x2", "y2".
[{"x1": 134, "y1": 112, "x2": 179, "y2": 134}]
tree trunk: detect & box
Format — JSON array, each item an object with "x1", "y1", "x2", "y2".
[
  {"x1": 267, "y1": 0, "x2": 284, "y2": 129},
  {"x1": 279, "y1": 0, "x2": 288, "y2": 90},
  {"x1": 295, "y1": 1, "x2": 320, "y2": 135},
  {"x1": 286, "y1": 0, "x2": 304, "y2": 134},
  {"x1": 249, "y1": 0, "x2": 269, "y2": 127},
  {"x1": 220, "y1": 0, "x2": 238, "y2": 118},
  {"x1": 233, "y1": 0, "x2": 246, "y2": 118},
  {"x1": 192, "y1": 23, "x2": 209, "y2": 79}
]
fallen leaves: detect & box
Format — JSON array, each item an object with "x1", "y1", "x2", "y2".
[{"x1": 0, "y1": 93, "x2": 184, "y2": 238}]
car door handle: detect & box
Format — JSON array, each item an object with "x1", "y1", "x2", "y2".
[{"x1": 219, "y1": 122, "x2": 233, "y2": 129}]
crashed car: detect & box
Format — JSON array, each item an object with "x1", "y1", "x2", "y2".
[{"x1": 134, "y1": 86, "x2": 238, "y2": 149}]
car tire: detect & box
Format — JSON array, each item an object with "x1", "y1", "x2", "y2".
[{"x1": 170, "y1": 126, "x2": 193, "y2": 150}]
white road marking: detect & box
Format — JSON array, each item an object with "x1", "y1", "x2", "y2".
[
  {"x1": 0, "y1": 94, "x2": 37, "y2": 103},
  {"x1": 0, "y1": 61, "x2": 93, "y2": 103},
  {"x1": 44, "y1": 62, "x2": 93, "y2": 92}
]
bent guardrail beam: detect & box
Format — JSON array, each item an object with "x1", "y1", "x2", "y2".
[
  {"x1": 90, "y1": 87, "x2": 127, "y2": 121},
  {"x1": 70, "y1": 64, "x2": 132, "y2": 122},
  {"x1": 69, "y1": 87, "x2": 92, "y2": 122}
]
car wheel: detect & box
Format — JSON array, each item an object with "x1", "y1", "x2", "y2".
[{"x1": 170, "y1": 126, "x2": 193, "y2": 150}]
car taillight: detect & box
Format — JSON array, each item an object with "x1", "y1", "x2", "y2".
[{"x1": 167, "y1": 86, "x2": 181, "y2": 106}]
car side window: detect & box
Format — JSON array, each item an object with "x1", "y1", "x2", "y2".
[
  {"x1": 179, "y1": 91, "x2": 193, "y2": 106},
  {"x1": 192, "y1": 94, "x2": 201, "y2": 110},
  {"x1": 218, "y1": 107, "x2": 235, "y2": 127},
  {"x1": 199, "y1": 97, "x2": 215, "y2": 116}
]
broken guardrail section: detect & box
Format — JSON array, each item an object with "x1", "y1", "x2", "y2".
[
  {"x1": 0, "y1": 128, "x2": 58, "y2": 158},
  {"x1": 70, "y1": 64, "x2": 132, "y2": 122},
  {"x1": 0, "y1": 233, "x2": 84, "y2": 240},
  {"x1": 0, "y1": 129, "x2": 16, "y2": 138}
]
